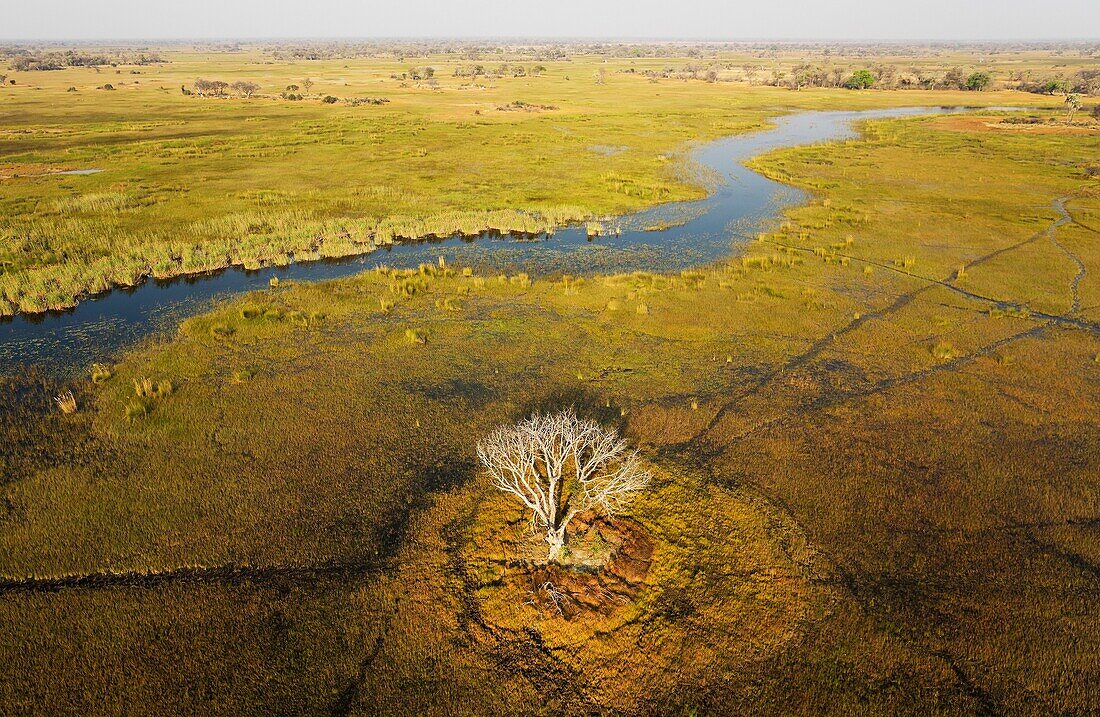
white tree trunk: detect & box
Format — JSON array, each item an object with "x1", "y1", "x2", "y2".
[{"x1": 546, "y1": 524, "x2": 568, "y2": 562}]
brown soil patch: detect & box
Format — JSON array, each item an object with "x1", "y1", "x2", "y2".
[
  {"x1": 507, "y1": 516, "x2": 654, "y2": 619},
  {"x1": 931, "y1": 115, "x2": 1099, "y2": 135}
]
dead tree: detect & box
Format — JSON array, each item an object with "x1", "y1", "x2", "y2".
[{"x1": 477, "y1": 409, "x2": 652, "y2": 562}]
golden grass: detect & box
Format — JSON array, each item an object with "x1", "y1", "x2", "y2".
[{"x1": 0, "y1": 51, "x2": 1098, "y2": 715}]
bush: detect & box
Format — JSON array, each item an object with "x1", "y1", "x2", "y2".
[
  {"x1": 1022, "y1": 78, "x2": 1065, "y2": 95},
  {"x1": 322, "y1": 95, "x2": 338, "y2": 104}
]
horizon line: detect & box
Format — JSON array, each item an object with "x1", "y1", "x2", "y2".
[{"x1": 3, "y1": 36, "x2": 1099, "y2": 45}]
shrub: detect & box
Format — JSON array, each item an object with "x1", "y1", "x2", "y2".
[
  {"x1": 1022, "y1": 78, "x2": 1065, "y2": 95},
  {"x1": 322, "y1": 95, "x2": 338, "y2": 104}
]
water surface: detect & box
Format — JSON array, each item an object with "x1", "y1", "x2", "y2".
[{"x1": 0, "y1": 107, "x2": 984, "y2": 374}]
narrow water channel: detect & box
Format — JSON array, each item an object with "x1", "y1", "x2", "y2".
[{"x1": 0, "y1": 107, "x2": 993, "y2": 374}]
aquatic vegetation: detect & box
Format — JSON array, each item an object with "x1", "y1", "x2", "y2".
[{"x1": 89, "y1": 363, "x2": 114, "y2": 383}]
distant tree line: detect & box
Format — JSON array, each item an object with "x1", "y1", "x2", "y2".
[
  {"x1": 389, "y1": 67, "x2": 436, "y2": 83},
  {"x1": 748, "y1": 64, "x2": 996, "y2": 91},
  {"x1": 1013, "y1": 69, "x2": 1099, "y2": 95},
  {"x1": 262, "y1": 41, "x2": 570, "y2": 63},
  {"x1": 452, "y1": 64, "x2": 547, "y2": 79},
  {"x1": 180, "y1": 77, "x2": 389, "y2": 106},
  {"x1": 345, "y1": 97, "x2": 390, "y2": 106},
  {"x1": 258, "y1": 39, "x2": 1095, "y2": 65},
  {"x1": 5, "y1": 50, "x2": 163, "y2": 71},
  {"x1": 183, "y1": 78, "x2": 260, "y2": 98},
  {"x1": 632, "y1": 61, "x2": 1098, "y2": 95}
]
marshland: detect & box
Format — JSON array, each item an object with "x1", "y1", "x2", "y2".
[{"x1": 1, "y1": 33, "x2": 1099, "y2": 717}]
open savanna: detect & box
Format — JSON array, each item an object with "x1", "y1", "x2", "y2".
[
  {"x1": 0, "y1": 45, "x2": 1075, "y2": 316},
  {"x1": 1, "y1": 100, "x2": 1097, "y2": 714}
]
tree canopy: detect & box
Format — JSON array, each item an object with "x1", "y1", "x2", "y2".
[
  {"x1": 844, "y1": 69, "x2": 876, "y2": 90},
  {"x1": 966, "y1": 72, "x2": 992, "y2": 91}
]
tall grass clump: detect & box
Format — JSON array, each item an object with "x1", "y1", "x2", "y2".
[
  {"x1": 55, "y1": 391, "x2": 78, "y2": 414},
  {"x1": 931, "y1": 341, "x2": 960, "y2": 360},
  {"x1": 90, "y1": 364, "x2": 114, "y2": 383}
]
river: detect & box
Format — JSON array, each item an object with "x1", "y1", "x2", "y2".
[{"x1": 0, "y1": 107, "x2": 995, "y2": 375}]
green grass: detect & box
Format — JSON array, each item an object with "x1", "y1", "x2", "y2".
[{"x1": 0, "y1": 48, "x2": 1072, "y2": 315}]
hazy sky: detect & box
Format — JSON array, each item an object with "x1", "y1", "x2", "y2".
[{"x1": 5, "y1": 0, "x2": 1099, "y2": 41}]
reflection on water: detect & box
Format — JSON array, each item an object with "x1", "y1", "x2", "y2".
[{"x1": 0, "y1": 107, "x2": 987, "y2": 375}]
